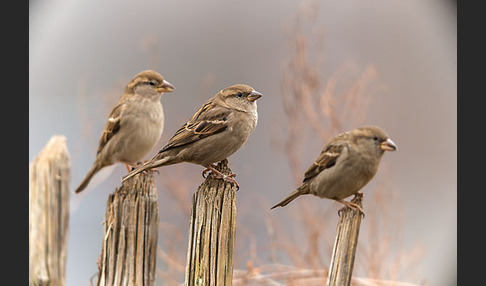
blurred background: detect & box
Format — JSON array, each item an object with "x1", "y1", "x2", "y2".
[{"x1": 29, "y1": 0, "x2": 456, "y2": 285}]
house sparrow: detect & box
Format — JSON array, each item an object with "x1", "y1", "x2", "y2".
[
  {"x1": 74, "y1": 70, "x2": 175, "y2": 193},
  {"x1": 271, "y1": 126, "x2": 396, "y2": 214},
  {"x1": 121, "y1": 84, "x2": 262, "y2": 189}
]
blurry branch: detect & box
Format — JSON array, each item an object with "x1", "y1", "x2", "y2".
[
  {"x1": 158, "y1": 166, "x2": 196, "y2": 217},
  {"x1": 356, "y1": 181, "x2": 426, "y2": 282},
  {"x1": 157, "y1": 247, "x2": 186, "y2": 286},
  {"x1": 279, "y1": 0, "x2": 378, "y2": 185},
  {"x1": 147, "y1": 63, "x2": 218, "y2": 284},
  {"x1": 232, "y1": 263, "x2": 421, "y2": 286},
  {"x1": 29, "y1": 135, "x2": 70, "y2": 286},
  {"x1": 233, "y1": 264, "x2": 325, "y2": 286},
  {"x1": 74, "y1": 75, "x2": 126, "y2": 165},
  {"x1": 269, "y1": 0, "x2": 424, "y2": 285},
  {"x1": 156, "y1": 222, "x2": 187, "y2": 286},
  {"x1": 273, "y1": 1, "x2": 378, "y2": 274}
]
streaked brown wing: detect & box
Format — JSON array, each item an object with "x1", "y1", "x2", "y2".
[
  {"x1": 159, "y1": 100, "x2": 230, "y2": 152},
  {"x1": 97, "y1": 103, "x2": 124, "y2": 155},
  {"x1": 190, "y1": 99, "x2": 214, "y2": 121},
  {"x1": 302, "y1": 132, "x2": 349, "y2": 182}
]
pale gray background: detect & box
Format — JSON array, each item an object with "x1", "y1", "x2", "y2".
[{"x1": 30, "y1": 0, "x2": 456, "y2": 285}]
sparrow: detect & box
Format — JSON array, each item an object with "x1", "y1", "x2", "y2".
[
  {"x1": 74, "y1": 70, "x2": 175, "y2": 193},
  {"x1": 121, "y1": 84, "x2": 262, "y2": 189},
  {"x1": 271, "y1": 126, "x2": 396, "y2": 214}
]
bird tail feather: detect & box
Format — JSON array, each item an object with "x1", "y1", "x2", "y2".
[
  {"x1": 121, "y1": 162, "x2": 153, "y2": 182},
  {"x1": 121, "y1": 156, "x2": 171, "y2": 182},
  {"x1": 74, "y1": 163, "x2": 102, "y2": 194},
  {"x1": 271, "y1": 188, "x2": 305, "y2": 209}
]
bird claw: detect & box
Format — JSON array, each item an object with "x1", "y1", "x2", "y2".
[
  {"x1": 336, "y1": 200, "x2": 365, "y2": 218},
  {"x1": 214, "y1": 172, "x2": 239, "y2": 190},
  {"x1": 202, "y1": 163, "x2": 218, "y2": 178},
  {"x1": 202, "y1": 168, "x2": 210, "y2": 179},
  {"x1": 223, "y1": 174, "x2": 239, "y2": 190},
  {"x1": 202, "y1": 164, "x2": 239, "y2": 190}
]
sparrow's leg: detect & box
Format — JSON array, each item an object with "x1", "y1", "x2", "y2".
[
  {"x1": 336, "y1": 194, "x2": 365, "y2": 217},
  {"x1": 202, "y1": 163, "x2": 218, "y2": 178},
  {"x1": 203, "y1": 164, "x2": 239, "y2": 190}
]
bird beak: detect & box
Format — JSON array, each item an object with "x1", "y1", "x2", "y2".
[
  {"x1": 247, "y1": 90, "x2": 262, "y2": 102},
  {"x1": 157, "y1": 80, "x2": 175, "y2": 93},
  {"x1": 380, "y1": 138, "x2": 397, "y2": 151}
]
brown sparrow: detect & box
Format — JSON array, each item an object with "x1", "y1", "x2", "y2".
[
  {"x1": 271, "y1": 126, "x2": 396, "y2": 214},
  {"x1": 74, "y1": 70, "x2": 175, "y2": 193},
  {"x1": 122, "y1": 84, "x2": 262, "y2": 189}
]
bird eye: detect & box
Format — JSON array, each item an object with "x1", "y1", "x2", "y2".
[
  {"x1": 149, "y1": 80, "x2": 156, "y2": 86},
  {"x1": 373, "y1": 135, "x2": 378, "y2": 141},
  {"x1": 236, "y1": 92, "x2": 243, "y2": 98}
]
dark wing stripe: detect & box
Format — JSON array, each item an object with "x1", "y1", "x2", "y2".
[
  {"x1": 192, "y1": 101, "x2": 213, "y2": 121},
  {"x1": 194, "y1": 121, "x2": 208, "y2": 133},
  {"x1": 158, "y1": 98, "x2": 234, "y2": 153},
  {"x1": 97, "y1": 104, "x2": 124, "y2": 154},
  {"x1": 159, "y1": 120, "x2": 228, "y2": 153},
  {"x1": 302, "y1": 144, "x2": 344, "y2": 182}
]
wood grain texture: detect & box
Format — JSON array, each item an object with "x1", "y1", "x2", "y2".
[
  {"x1": 327, "y1": 193, "x2": 364, "y2": 286},
  {"x1": 97, "y1": 171, "x2": 159, "y2": 286},
  {"x1": 185, "y1": 159, "x2": 237, "y2": 286},
  {"x1": 29, "y1": 135, "x2": 71, "y2": 286}
]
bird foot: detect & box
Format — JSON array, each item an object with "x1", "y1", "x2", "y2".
[
  {"x1": 202, "y1": 164, "x2": 239, "y2": 190},
  {"x1": 336, "y1": 198, "x2": 365, "y2": 218},
  {"x1": 202, "y1": 163, "x2": 218, "y2": 178}
]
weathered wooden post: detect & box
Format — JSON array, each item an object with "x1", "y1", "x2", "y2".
[
  {"x1": 96, "y1": 171, "x2": 159, "y2": 286},
  {"x1": 185, "y1": 159, "x2": 237, "y2": 286},
  {"x1": 327, "y1": 193, "x2": 364, "y2": 286},
  {"x1": 29, "y1": 135, "x2": 71, "y2": 286}
]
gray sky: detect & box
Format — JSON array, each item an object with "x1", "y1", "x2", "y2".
[{"x1": 30, "y1": 0, "x2": 456, "y2": 285}]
